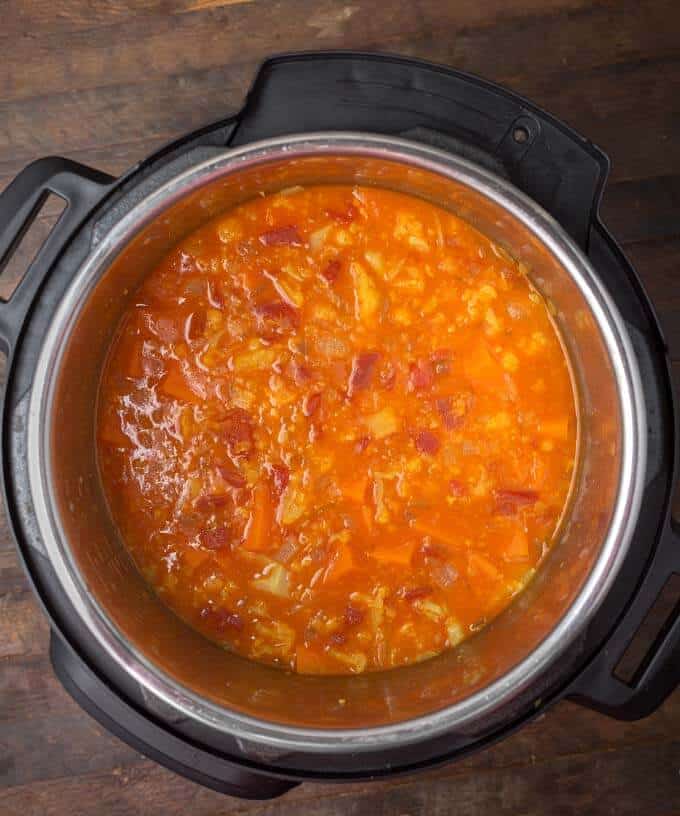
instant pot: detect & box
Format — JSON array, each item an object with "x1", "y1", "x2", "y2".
[{"x1": 1, "y1": 53, "x2": 678, "y2": 799}]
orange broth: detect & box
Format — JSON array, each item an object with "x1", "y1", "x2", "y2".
[{"x1": 97, "y1": 184, "x2": 577, "y2": 675}]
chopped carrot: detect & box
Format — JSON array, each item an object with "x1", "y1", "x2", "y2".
[
  {"x1": 372, "y1": 540, "x2": 416, "y2": 566},
  {"x1": 463, "y1": 343, "x2": 505, "y2": 393},
  {"x1": 324, "y1": 542, "x2": 354, "y2": 582},
  {"x1": 98, "y1": 414, "x2": 130, "y2": 447},
  {"x1": 503, "y1": 528, "x2": 530, "y2": 561},
  {"x1": 412, "y1": 520, "x2": 462, "y2": 549},
  {"x1": 242, "y1": 482, "x2": 274, "y2": 551},
  {"x1": 295, "y1": 644, "x2": 328, "y2": 675},
  {"x1": 468, "y1": 551, "x2": 503, "y2": 581},
  {"x1": 160, "y1": 362, "x2": 199, "y2": 402}
]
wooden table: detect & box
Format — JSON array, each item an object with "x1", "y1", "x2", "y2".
[{"x1": 1, "y1": 1, "x2": 679, "y2": 813}]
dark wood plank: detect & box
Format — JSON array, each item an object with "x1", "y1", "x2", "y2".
[
  {"x1": 0, "y1": 0, "x2": 607, "y2": 83},
  {"x1": 600, "y1": 174, "x2": 680, "y2": 246},
  {"x1": 1, "y1": 733, "x2": 678, "y2": 816},
  {"x1": 626, "y1": 237, "x2": 680, "y2": 353},
  {"x1": 1, "y1": 0, "x2": 677, "y2": 170}
]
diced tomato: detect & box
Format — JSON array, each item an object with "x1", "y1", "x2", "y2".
[
  {"x1": 222, "y1": 408, "x2": 254, "y2": 458},
  {"x1": 448, "y1": 479, "x2": 467, "y2": 497},
  {"x1": 344, "y1": 605, "x2": 364, "y2": 626},
  {"x1": 431, "y1": 347, "x2": 452, "y2": 367},
  {"x1": 217, "y1": 465, "x2": 247, "y2": 489},
  {"x1": 414, "y1": 429, "x2": 440, "y2": 455},
  {"x1": 354, "y1": 435, "x2": 371, "y2": 454},
  {"x1": 399, "y1": 585, "x2": 433, "y2": 601},
  {"x1": 325, "y1": 204, "x2": 357, "y2": 224},
  {"x1": 348, "y1": 351, "x2": 380, "y2": 397},
  {"x1": 303, "y1": 392, "x2": 322, "y2": 417},
  {"x1": 379, "y1": 361, "x2": 396, "y2": 390},
  {"x1": 195, "y1": 494, "x2": 230, "y2": 512},
  {"x1": 288, "y1": 359, "x2": 313, "y2": 385},
  {"x1": 321, "y1": 258, "x2": 341, "y2": 284},
  {"x1": 254, "y1": 300, "x2": 300, "y2": 337},
  {"x1": 436, "y1": 397, "x2": 464, "y2": 430},
  {"x1": 494, "y1": 488, "x2": 539, "y2": 515},
  {"x1": 258, "y1": 226, "x2": 303, "y2": 247},
  {"x1": 409, "y1": 359, "x2": 434, "y2": 391},
  {"x1": 199, "y1": 527, "x2": 230, "y2": 550},
  {"x1": 268, "y1": 463, "x2": 290, "y2": 497}
]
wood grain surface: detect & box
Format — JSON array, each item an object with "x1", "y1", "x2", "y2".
[{"x1": 1, "y1": 1, "x2": 679, "y2": 813}]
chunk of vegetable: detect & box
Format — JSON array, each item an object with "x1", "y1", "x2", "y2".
[
  {"x1": 160, "y1": 362, "x2": 201, "y2": 402},
  {"x1": 200, "y1": 527, "x2": 230, "y2": 550},
  {"x1": 463, "y1": 343, "x2": 505, "y2": 392},
  {"x1": 414, "y1": 429, "x2": 440, "y2": 455},
  {"x1": 222, "y1": 408, "x2": 255, "y2": 459},
  {"x1": 446, "y1": 617, "x2": 465, "y2": 647},
  {"x1": 251, "y1": 562, "x2": 290, "y2": 598},
  {"x1": 348, "y1": 351, "x2": 380, "y2": 397},
  {"x1": 254, "y1": 301, "x2": 300, "y2": 337},
  {"x1": 494, "y1": 488, "x2": 539, "y2": 516},
  {"x1": 350, "y1": 261, "x2": 381, "y2": 322},
  {"x1": 258, "y1": 225, "x2": 303, "y2": 246},
  {"x1": 232, "y1": 346, "x2": 279, "y2": 372},
  {"x1": 329, "y1": 649, "x2": 367, "y2": 673},
  {"x1": 243, "y1": 482, "x2": 273, "y2": 551},
  {"x1": 364, "y1": 407, "x2": 398, "y2": 439},
  {"x1": 277, "y1": 478, "x2": 307, "y2": 525},
  {"x1": 324, "y1": 542, "x2": 354, "y2": 582},
  {"x1": 372, "y1": 540, "x2": 415, "y2": 566},
  {"x1": 408, "y1": 360, "x2": 434, "y2": 391}
]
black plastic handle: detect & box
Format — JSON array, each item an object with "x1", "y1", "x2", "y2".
[
  {"x1": 0, "y1": 157, "x2": 114, "y2": 356},
  {"x1": 568, "y1": 518, "x2": 680, "y2": 720},
  {"x1": 231, "y1": 52, "x2": 610, "y2": 250},
  {"x1": 50, "y1": 633, "x2": 298, "y2": 799}
]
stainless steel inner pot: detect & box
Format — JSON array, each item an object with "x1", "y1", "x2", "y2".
[{"x1": 26, "y1": 133, "x2": 646, "y2": 753}]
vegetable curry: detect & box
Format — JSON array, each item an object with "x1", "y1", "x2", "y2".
[{"x1": 97, "y1": 184, "x2": 577, "y2": 675}]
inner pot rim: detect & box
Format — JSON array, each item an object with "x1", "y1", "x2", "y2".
[{"x1": 26, "y1": 132, "x2": 647, "y2": 752}]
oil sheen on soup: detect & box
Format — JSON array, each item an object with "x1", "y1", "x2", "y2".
[{"x1": 97, "y1": 184, "x2": 577, "y2": 675}]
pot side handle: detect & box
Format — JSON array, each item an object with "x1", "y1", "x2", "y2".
[
  {"x1": 567, "y1": 517, "x2": 680, "y2": 720},
  {"x1": 0, "y1": 157, "x2": 114, "y2": 356},
  {"x1": 50, "y1": 633, "x2": 299, "y2": 799}
]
